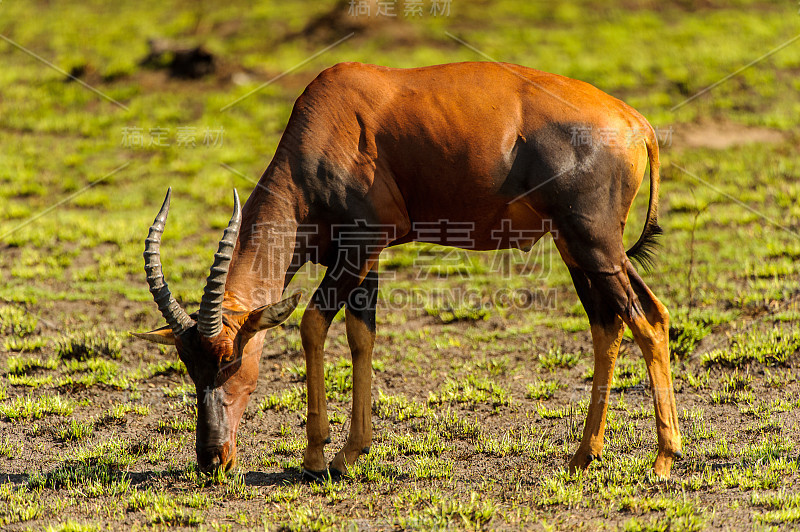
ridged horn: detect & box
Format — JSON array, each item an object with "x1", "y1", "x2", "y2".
[
  {"x1": 144, "y1": 188, "x2": 195, "y2": 334},
  {"x1": 197, "y1": 189, "x2": 241, "y2": 338}
]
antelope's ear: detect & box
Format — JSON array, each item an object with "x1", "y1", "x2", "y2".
[
  {"x1": 244, "y1": 292, "x2": 302, "y2": 332},
  {"x1": 131, "y1": 325, "x2": 176, "y2": 346}
]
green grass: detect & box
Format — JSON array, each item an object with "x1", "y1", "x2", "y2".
[
  {"x1": 99, "y1": 402, "x2": 150, "y2": 423},
  {"x1": 702, "y1": 328, "x2": 800, "y2": 368},
  {"x1": 538, "y1": 346, "x2": 582, "y2": 371},
  {"x1": 0, "y1": 394, "x2": 74, "y2": 420},
  {"x1": 428, "y1": 375, "x2": 513, "y2": 408},
  {"x1": 58, "y1": 419, "x2": 95, "y2": 442},
  {"x1": 0, "y1": 306, "x2": 38, "y2": 337},
  {"x1": 54, "y1": 330, "x2": 123, "y2": 361},
  {"x1": 259, "y1": 386, "x2": 306, "y2": 412},
  {"x1": 527, "y1": 378, "x2": 566, "y2": 400}
]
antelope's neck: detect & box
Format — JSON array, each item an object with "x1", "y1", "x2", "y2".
[{"x1": 224, "y1": 164, "x2": 304, "y2": 311}]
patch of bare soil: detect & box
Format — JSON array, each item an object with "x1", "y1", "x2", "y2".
[{"x1": 672, "y1": 120, "x2": 785, "y2": 150}]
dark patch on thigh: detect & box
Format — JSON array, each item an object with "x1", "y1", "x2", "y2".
[
  {"x1": 500, "y1": 122, "x2": 632, "y2": 272},
  {"x1": 500, "y1": 122, "x2": 628, "y2": 220}
]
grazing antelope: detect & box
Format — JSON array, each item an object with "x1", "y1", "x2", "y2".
[{"x1": 134, "y1": 61, "x2": 682, "y2": 478}]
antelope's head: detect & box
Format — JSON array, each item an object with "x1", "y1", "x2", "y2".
[{"x1": 133, "y1": 188, "x2": 299, "y2": 473}]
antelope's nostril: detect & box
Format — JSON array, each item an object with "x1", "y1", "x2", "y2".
[{"x1": 198, "y1": 446, "x2": 225, "y2": 473}]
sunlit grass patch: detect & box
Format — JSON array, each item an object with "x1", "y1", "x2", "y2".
[
  {"x1": 394, "y1": 491, "x2": 496, "y2": 529},
  {"x1": 421, "y1": 409, "x2": 482, "y2": 441},
  {"x1": 0, "y1": 394, "x2": 74, "y2": 420},
  {"x1": 428, "y1": 375, "x2": 512, "y2": 408},
  {"x1": 670, "y1": 320, "x2": 712, "y2": 359},
  {"x1": 42, "y1": 520, "x2": 101, "y2": 532},
  {"x1": 65, "y1": 436, "x2": 149, "y2": 468},
  {"x1": 474, "y1": 428, "x2": 558, "y2": 459},
  {"x1": 681, "y1": 368, "x2": 711, "y2": 390},
  {"x1": 537, "y1": 470, "x2": 584, "y2": 508},
  {"x1": 58, "y1": 419, "x2": 95, "y2": 441},
  {"x1": 375, "y1": 390, "x2": 429, "y2": 421},
  {"x1": 408, "y1": 455, "x2": 453, "y2": 480},
  {"x1": 0, "y1": 305, "x2": 38, "y2": 337},
  {"x1": 612, "y1": 357, "x2": 649, "y2": 391},
  {"x1": 59, "y1": 358, "x2": 131, "y2": 389},
  {"x1": 148, "y1": 504, "x2": 204, "y2": 527},
  {"x1": 740, "y1": 435, "x2": 795, "y2": 465},
  {"x1": 324, "y1": 357, "x2": 355, "y2": 402},
  {"x1": 0, "y1": 484, "x2": 40, "y2": 526},
  {"x1": 347, "y1": 450, "x2": 403, "y2": 482},
  {"x1": 681, "y1": 407, "x2": 715, "y2": 442},
  {"x1": 5, "y1": 354, "x2": 57, "y2": 375},
  {"x1": 28, "y1": 460, "x2": 131, "y2": 497},
  {"x1": 754, "y1": 507, "x2": 800, "y2": 526},
  {"x1": 387, "y1": 430, "x2": 451, "y2": 456},
  {"x1": 703, "y1": 328, "x2": 800, "y2": 368},
  {"x1": 265, "y1": 504, "x2": 342, "y2": 532},
  {"x1": 157, "y1": 416, "x2": 196, "y2": 434},
  {"x1": 98, "y1": 402, "x2": 150, "y2": 423},
  {"x1": 162, "y1": 380, "x2": 194, "y2": 398},
  {"x1": 751, "y1": 490, "x2": 800, "y2": 516},
  {"x1": 124, "y1": 360, "x2": 184, "y2": 385},
  {"x1": 55, "y1": 329, "x2": 123, "y2": 360},
  {"x1": 0, "y1": 436, "x2": 21, "y2": 461},
  {"x1": 536, "y1": 401, "x2": 586, "y2": 422},
  {"x1": 669, "y1": 309, "x2": 734, "y2": 359},
  {"x1": 765, "y1": 368, "x2": 796, "y2": 388},
  {"x1": 710, "y1": 370, "x2": 753, "y2": 404},
  {"x1": 130, "y1": 485, "x2": 210, "y2": 522},
  {"x1": 259, "y1": 385, "x2": 305, "y2": 412},
  {"x1": 7, "y1": 374, "x2": 54, "y2": 387},
  {"x1": 526, "y1": 378, "x2": 565, "y2": 400},
  {"x1": 270, "y1": 433, "x2": 306, "y2": 456},
  {"x1": 538, "y1": 346, "x2": 582, "y2": 371},
  {"x1": 425, "y1": 304, "x2": 490, "y2": 324},
  {"x1": 3, "y1": 336, "x2": 48, "y2": 352}
]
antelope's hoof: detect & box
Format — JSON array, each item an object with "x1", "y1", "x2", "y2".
[
  {"x1": 568, "y1": 451, "x2": 599, "y2": 473},
  {"x1": 674, "y1": 450, "x2": 683, "y2": 460},
  {"x1": 328, "y1": 465, "x2": 346, "y2": 482},
  {"x1": 301, "y1": 468, "x2": 329, "y2": 483},
  {"x1": 653, "y1": 454, "x2": 674, "y2": 479}
]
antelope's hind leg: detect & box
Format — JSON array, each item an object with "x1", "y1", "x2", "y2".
[
  {"x1": 563, "y1": 262, "x2": 681, "y2": 477},
  {"x1": 567, "y1": 268, "x2": 626, "y2": 472},
  {"x1": 329, "y1": 267, "x2": 378, "y2": 477},
  {"x1": 624, "y1": 262, "x2": 682, "y2": 476}
]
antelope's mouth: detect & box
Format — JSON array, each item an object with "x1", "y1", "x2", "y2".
[{"x1": 197, "y1": 442, "x2": 236, "y2": 473}]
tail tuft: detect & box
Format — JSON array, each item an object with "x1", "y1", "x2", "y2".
[
  {"x1": 626, "y1": 222, "x2": 662, "y2": 273},
  {"x1": 625, "y1": 126, "x2": 662, "y2": 274}
]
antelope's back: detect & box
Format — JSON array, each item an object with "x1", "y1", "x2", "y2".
[{"x1": 279, "y1": 62, "x2": 654, "y2": 246}]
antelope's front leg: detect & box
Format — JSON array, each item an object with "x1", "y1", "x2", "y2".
[
  {"x1": 300, "y1": 305, "x2": 332, "y2": 474},
  {"x1": 330, "y1": 303, "x2": 376, "y2": 475}
]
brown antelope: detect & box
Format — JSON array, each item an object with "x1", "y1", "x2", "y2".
[{"x1": 134, "y1": 61, "x2": 682, "y2": 479}]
